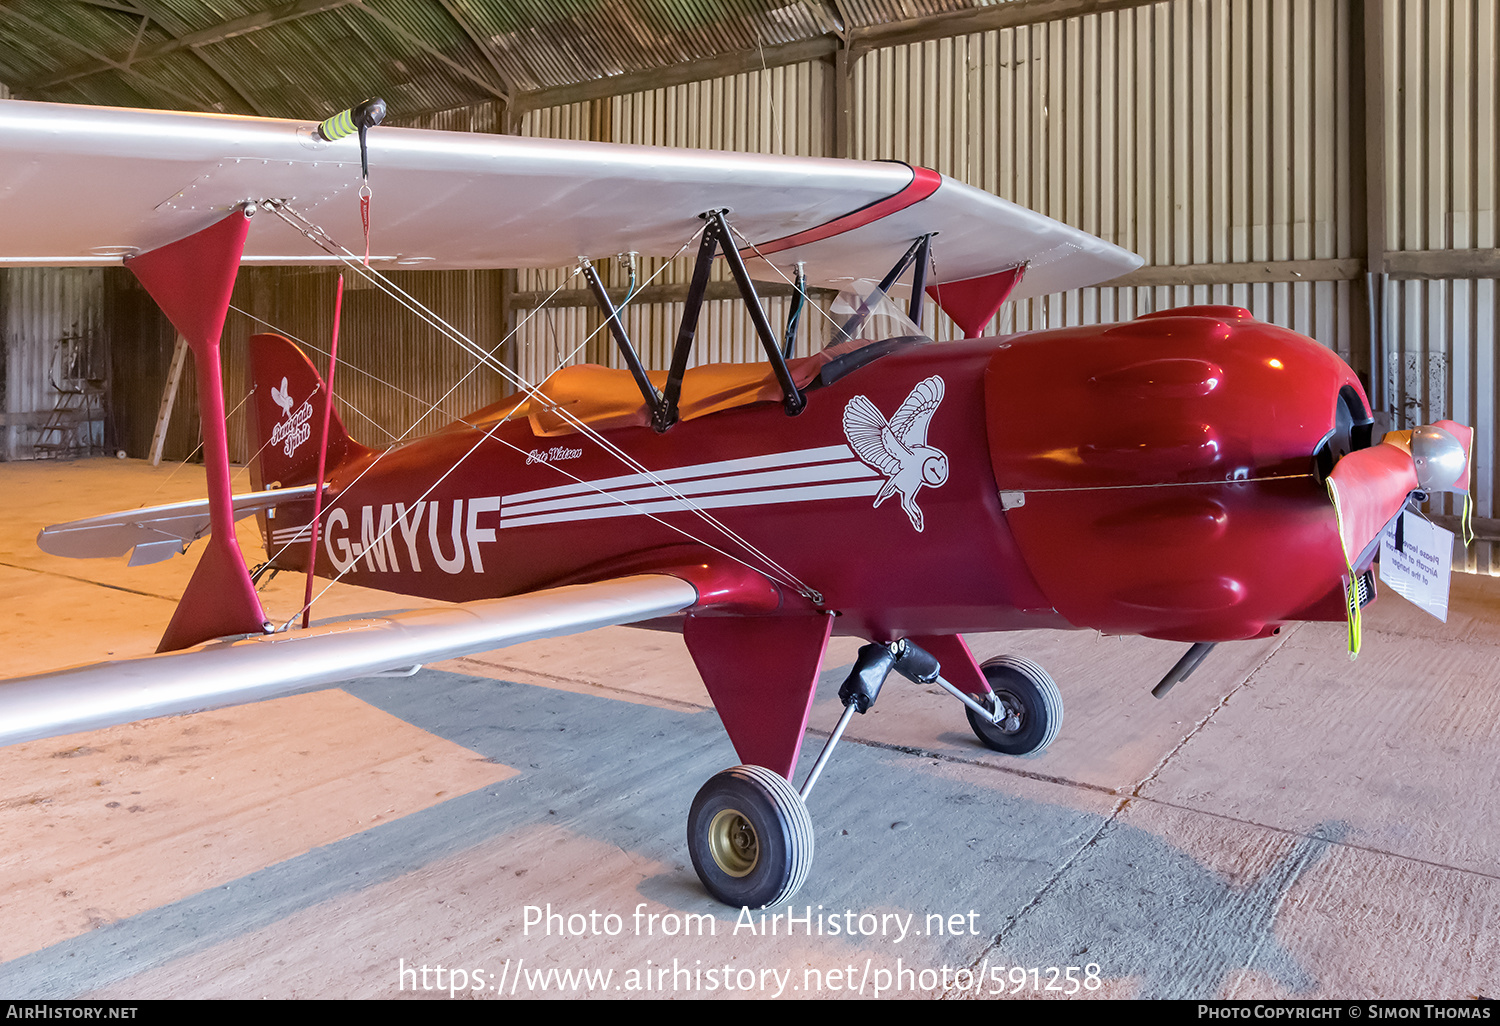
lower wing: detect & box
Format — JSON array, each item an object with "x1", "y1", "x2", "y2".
[{"x1": 0, "y1": 574, "x2": 697, "y2": 748}]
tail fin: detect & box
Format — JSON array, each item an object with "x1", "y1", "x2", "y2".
[{"x1": 247, "y1": 333, "x2": 372, "y2": 489}]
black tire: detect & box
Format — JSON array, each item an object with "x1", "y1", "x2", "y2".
[
  {"x1": 687, "y1": 764, "x2": 814, "y2": 908},
  {"x1": 965, "y1": 655, "x2": 1063, "y2": 756}
]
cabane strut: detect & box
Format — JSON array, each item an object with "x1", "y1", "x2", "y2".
[{"x1": 584, "y1": 209, "x2": 809, "y2": 432}]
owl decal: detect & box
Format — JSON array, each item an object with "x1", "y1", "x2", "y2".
[
  {"x1": 270, "y1": 376, "x2": 295, "y2": 419},
  {"x1": 842, "y1": 375, "x2": 949, "y2": 532}
]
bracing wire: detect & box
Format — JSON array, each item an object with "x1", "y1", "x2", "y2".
[
  {"x1": 291, "y1": 281, "x2": 824, "y2": 626},
  {"x1": 264, "y1": 202, "x2": 823, "y2": 612},
  {"x1": 250, "y1": 269, "x2": 586, "y2": 580},
  {"x1": 291, "y1": 248, "x2": 823, "y2": 611},
  {"x1": 264, "y1": 201, "x2": 828, "y2": 600},
  {"x1": 229, "y1": 302, "x2": 445, "y2": 436},
  {"x1": 725, "y1": 222, "x2": 907, "y2": 348},
  {"x1": 145, "y1": 386, "x2": 260, "y2": 498}
]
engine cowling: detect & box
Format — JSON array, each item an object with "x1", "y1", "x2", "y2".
[{"x1": 985, "y1": 306, "x2": 1366, "y2": 642}]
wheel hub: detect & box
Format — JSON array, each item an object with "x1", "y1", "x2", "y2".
[
  {"x1": 992, "y1": 690, "x2": 1024, "y2": 733},
  {"x1": 707, "y1": 808, "x2": 759, "y2": 877}
]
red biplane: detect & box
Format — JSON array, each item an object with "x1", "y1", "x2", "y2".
[{"x1": 0, "y1": 98, "x2": 1473, "y2": 908}]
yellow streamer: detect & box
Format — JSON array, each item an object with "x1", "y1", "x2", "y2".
[{"x1": 1325, "y1": 479, "x2": 1362, "y2": 660}]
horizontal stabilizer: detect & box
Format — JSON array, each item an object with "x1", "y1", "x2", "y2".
[
  {"x1": 0, "y1": 574, "x2": 698, "y2": 749},
  {"x1": 37, "y1": 485, "x2": 319, "y2": 565}
]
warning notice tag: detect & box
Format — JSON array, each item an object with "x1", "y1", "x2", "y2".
[{"x1": 1379, "y1": 511, "x2": 1454, "y2": 622}]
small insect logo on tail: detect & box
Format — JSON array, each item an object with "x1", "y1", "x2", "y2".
[{"x1": 842, "y1": 376, "x2": 949, "y2": 532}]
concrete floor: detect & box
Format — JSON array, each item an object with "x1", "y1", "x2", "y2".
[{"x1": 1, "y1": 458, "x2": 1497, "y2": 1000}]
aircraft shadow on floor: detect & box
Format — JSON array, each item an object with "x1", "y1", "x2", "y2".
[{"x1": 0, "y1": 664, "x2": 1344, "y2": 999}]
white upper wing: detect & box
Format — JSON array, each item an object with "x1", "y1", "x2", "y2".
[{"x1": 0, "y1": 99, "x2": 1140, "y2": 299}]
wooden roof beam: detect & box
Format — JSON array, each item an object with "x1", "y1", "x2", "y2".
[
  {"x1": 359, "y1": 3, "x2": 512, "y2": 105},
  {"x1": 516, "y1": 37, "x2": 838, "y2": 114},
  {"x1": 31, "y1": 0, "x2": 360, "y2": 90},
  {"x1": 126, "y1": 0, "x2": 270, "y2": 116},
  {"x1": 435, "y1": 0, "x2": 519, "y2": 106},
  {"x1": 848, "y1": 0, "x2": 1169, "y2": 58},
  {"x1": 0, "y1": 4, "x2": 205, "y2": 111}
]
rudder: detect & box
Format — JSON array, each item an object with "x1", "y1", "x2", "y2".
[{"x1": 247, "y1": 332, "x2": 370, "y2": 489}]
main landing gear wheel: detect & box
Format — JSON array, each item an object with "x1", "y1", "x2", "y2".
[
  {"x1": 687, "y1": 764, "x2": 814, "y2": 908},
  {"x1": 966, "y1": 655, "x2": 1063, "y2": 756}
]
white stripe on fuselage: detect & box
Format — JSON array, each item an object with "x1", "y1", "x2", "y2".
[
  {"x1": 504, "y1": 443, "x2": 860, "y2": 505},
  {"x1": 500, "y1": 478, "x2": 884, "y2": 529},
  {"x1": 502, "y1": 457, "x2": 878, "y2": 519},
  {"x1": 298, "y1": 445, "x2": 883, "y2": 573},
  {"x1": 499, "y1": 444, "x2": 879, "y2": 528}
]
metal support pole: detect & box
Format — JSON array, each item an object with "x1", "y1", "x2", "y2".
[
  {"x1": 907, "y1": 234, "x2": 932, "y2": 324},
  {"x1": 782, "y1": 263, "x2": 807, "y2": 359},
  {"x1": 581, "y1": 261, "x2": 661, "y2": 413},
  {"x1": 1152, "y1": 642, "x2": 1217, "y2": 699},
  {"x1": 660, "y1": 224, "x2": 720, "y2": 430},
  {"x1": 838, "y1": 235, "x2": 930, "y2": 340},
  {"x1": 710, "y1": 210, "x2": 805, "y2": 416},
  {"x1": 798, "y1": 702, "x2": 858, "y2": 801}
]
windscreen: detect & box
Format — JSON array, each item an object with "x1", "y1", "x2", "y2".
[{"x1": 814, "y1": 280, "x2": 933, "y2": 354}]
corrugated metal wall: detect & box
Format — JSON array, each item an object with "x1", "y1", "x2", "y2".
[
  {"x1": 853, "y1": 1, "x2": 1358, "y2": 350},
  {"x1": 219, "y1": 267, "x2": 509, "y2": 465},
  {"x1": 107, "y1": 270, "x2": 190, "y2": 462},
  {"x1": 512, "y1": 0, "x2": 1363, "y2": 360},
  {"x1": 511, "y1": 61, "x2": 834, "y2": 385},
  {"x1": 1383, "y1": 0, "x2": 1497, "y2": 571},
  {"x1": 2, "y1": 268, "x2": 107, "y2": 460},
  {"x1": 104, "y1": 266, "x2": 509, "y2": 468}
]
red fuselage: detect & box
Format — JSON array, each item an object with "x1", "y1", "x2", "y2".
[{"x1": 258, "y1": 305, "x2": 1362, "y2": 645}]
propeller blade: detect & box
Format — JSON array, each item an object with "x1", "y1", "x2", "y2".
[{"x1": 1326, "y1": 423, "x2": 1472, "y2": 568}]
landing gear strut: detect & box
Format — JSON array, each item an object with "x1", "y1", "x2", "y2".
[{"x1": 686, "y1": 640, "x2": 1064, "y2": 906}]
